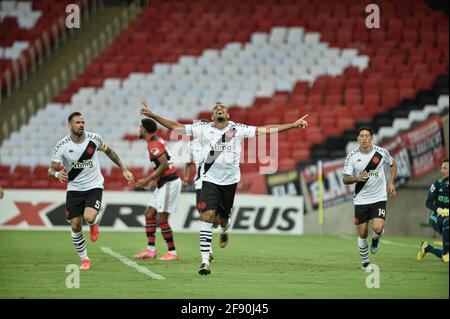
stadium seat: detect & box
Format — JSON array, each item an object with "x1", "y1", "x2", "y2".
[{"x1": 1, "y1": 0, "x2": 448, "y2": 189}]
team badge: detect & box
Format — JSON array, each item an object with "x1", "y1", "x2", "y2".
[
  {"x1": 226, "y1": 130, "x2": 235, "y2": 138},
  {"x1": 197, "y1": 201, "x2": 206, "y2": 210}
]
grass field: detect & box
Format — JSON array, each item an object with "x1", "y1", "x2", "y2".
[{"x1": 0, "y1": 230, "x2": 448, "y2": 299}]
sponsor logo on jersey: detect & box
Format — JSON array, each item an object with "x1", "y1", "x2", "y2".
[
  {"x1": 212, "y1": 143, "x2": 232, "y2": 152},
  {"x1": 367, "y1": 171, "x2": 379, "y2": 178},
  {"x1": 72, "y1": 160, "x2": 94, "y2": 169},
  {"x1": 86, "y1": 133, "x2": 103, "y2": 145},
  {"x1": 53, "y1": 136, "x2": 71, "y2": 155}
]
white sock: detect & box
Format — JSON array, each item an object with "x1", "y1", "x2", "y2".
[
  {"x1": 358, "y1": 237, "x2": 370, "y2": 265},
  {"x1": 169, "y1": 250, "x2": 177, "y2": 255},
  {"x1": 147, "y1": 245, "x2": 156, "y2": 252},
  {"x1": 71, "y1": 230, "x2": 88, "y2": 260},
  {"x1": 372, "y1": 229, "x2": 384, "y2": 240},
  {"x1": 200, "y1": 221, "x2": 213, "y2": 264}
]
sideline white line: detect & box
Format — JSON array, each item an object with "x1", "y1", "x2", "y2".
[
  {"x1": 100, "y1": 247, "x2": 165, "y2": 280},
  {"x1": 339, "y1": 235, "x2": 418, "y2": 248}
]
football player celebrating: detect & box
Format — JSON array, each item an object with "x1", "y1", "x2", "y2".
[
  {"x1": 49, "y1": 112, "x2": 134, "y2": 270},
  {"x1": 140, "y1": 102, "x2": 308, "y2": 275}
]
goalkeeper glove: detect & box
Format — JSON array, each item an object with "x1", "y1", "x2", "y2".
[{"x1": 437, "y1": 208, "x2": 449, "y2": 217}]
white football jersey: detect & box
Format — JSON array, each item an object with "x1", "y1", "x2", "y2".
[
  {"x1": 343, "y1": 145, "x2": 394, "y2": 205},
  {"x1": 185, "y1": 121, "x2": 256, "y2": 185},
  {"x1": 187, "y1": 139, "x2": 204, "y2": 190},
  {"x1": 51, "y1": 132, "x2": 105, "y2": 191}
]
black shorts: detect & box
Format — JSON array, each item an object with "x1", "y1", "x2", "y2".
[
  {"x1": 65, "y1": 188, "x2": 103, "y2": 220},
  {"x1": 354, "y1": 201, "x2": 386, "y2": 225},
  {"x1": 195, "y1": 189, "x2": 202, "y2": 210},
  {"x1": 198, "y1": 181, "x2": 237, "y2": 219}
]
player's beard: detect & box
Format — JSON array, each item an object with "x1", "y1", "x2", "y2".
[{"x1": 73, "y1": 129, "x2": 83, "y2": 137}]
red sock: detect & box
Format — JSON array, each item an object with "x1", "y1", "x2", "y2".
[
  {"x1": 159, "y1": 221, "x2": 175, "y2": 251},
  {"x1": 145, "y1": 216, "x2": 156, "y2": 247}
]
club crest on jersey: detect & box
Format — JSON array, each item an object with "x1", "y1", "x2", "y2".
[
  {"x1": 150, "y1": 148, "x2": 160, "y2": 156},
  {"x1": 226, "y1": 130, "x2": 236, "y2": 138},
  {"x1": 372, "y1": 156, "x2": 380, "y2": 164},
  {"x1": 86, "y1": 146, "x2": 94, "y2": 155}
]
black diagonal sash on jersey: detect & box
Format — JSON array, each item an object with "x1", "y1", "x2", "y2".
[
  {"x1": 68, "y1": 140, "x2": 97, "y2": 182},
  {"x1": 354, "y1": 151, "x2": 383, "y2": 197},
  {"x1": 195, "y1": 161, "x2": 203, "y2": 182},
  {"x1": 202, "y1": 126, "x2": 236, "y2": 175}
]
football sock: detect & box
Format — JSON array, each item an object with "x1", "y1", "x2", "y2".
[
  {"x1": 443, "y1": 218, "x2": 449, "y2": 255},
  {"x1": 358, "y1": 237, "x2": 370, "y2": 266},
  {"x1": 425, "y1": 244, "x2": 443, "y2": 258},
  {"x1": 160, "y1": 221, "x2": 176, "y2": 252},
  {"x1": 145, "y1": 215, "x2": 156, "y2": 250},
  {"x1": 71, "y1": 230, "x2": 88, "y2": 260},
  {"x1": 200, "y1": 221, "x2": 213, "y2": 264}
]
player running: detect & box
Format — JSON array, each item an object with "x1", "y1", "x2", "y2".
[
  {"x1": 417, "y1": 159, "x2": 449, "y2": 263},
  {"x1": 140, "y1": 101, "x2": 308, "y2": 275},
  {"x1": 48, "y1": 112, "x2": 134, "y2": 270},
  {"x1": 342, "y1": 127, "x2": 397, "y2": 272},
  {"x1": 133, "y1": 118, "x2": 182, "y2": 261},
  {"x1": 183, "y1": 132, "x2": 217, "y2": 262}
]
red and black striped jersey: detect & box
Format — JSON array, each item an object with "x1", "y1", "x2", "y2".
[{"x1": 146, "y1": 134, "x2": 178, "y2": 186}]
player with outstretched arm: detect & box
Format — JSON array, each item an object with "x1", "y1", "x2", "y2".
[{"x1": 140, "y1": 101, "x2": 308, "y2": 275}]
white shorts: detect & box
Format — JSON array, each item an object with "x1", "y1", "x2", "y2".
[{"x1": 148, "y1": 178, "x2": 181, "y2": 214}]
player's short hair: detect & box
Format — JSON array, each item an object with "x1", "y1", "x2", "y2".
[
  {"x1": 68, "y1": 111, "x2": 82, "y2": 123},
  {"x1": 141, "y1": 118, "x2": 157, "y2": 133},
  {"x1": 211, "y1": 101, "x2": 226, "y2": 110},
  {"x1": 443, "y1": 158, "x2": 449, "y2": 164},
  {"x1": 357, "y1": 126, "x2": 373, "y2": 137}
]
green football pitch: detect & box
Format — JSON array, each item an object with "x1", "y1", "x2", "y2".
[{"x1": 0, "y1": 230, "x2": 447, "y2": 299}]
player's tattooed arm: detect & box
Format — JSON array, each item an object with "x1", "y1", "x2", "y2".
[
  {"x1": 48, "y1": 161, "x2": 67, "y2": 183},
  {"x1": 103, "y1": 146, "x2": 134, "y2": 184},
  {"x1": 342, "y1": 172, "x2": 369, "y2": 184}
]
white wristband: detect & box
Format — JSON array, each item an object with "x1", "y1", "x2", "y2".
[{"x1": 55, "y1": 171, "x2": 60, "y2": 179}]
